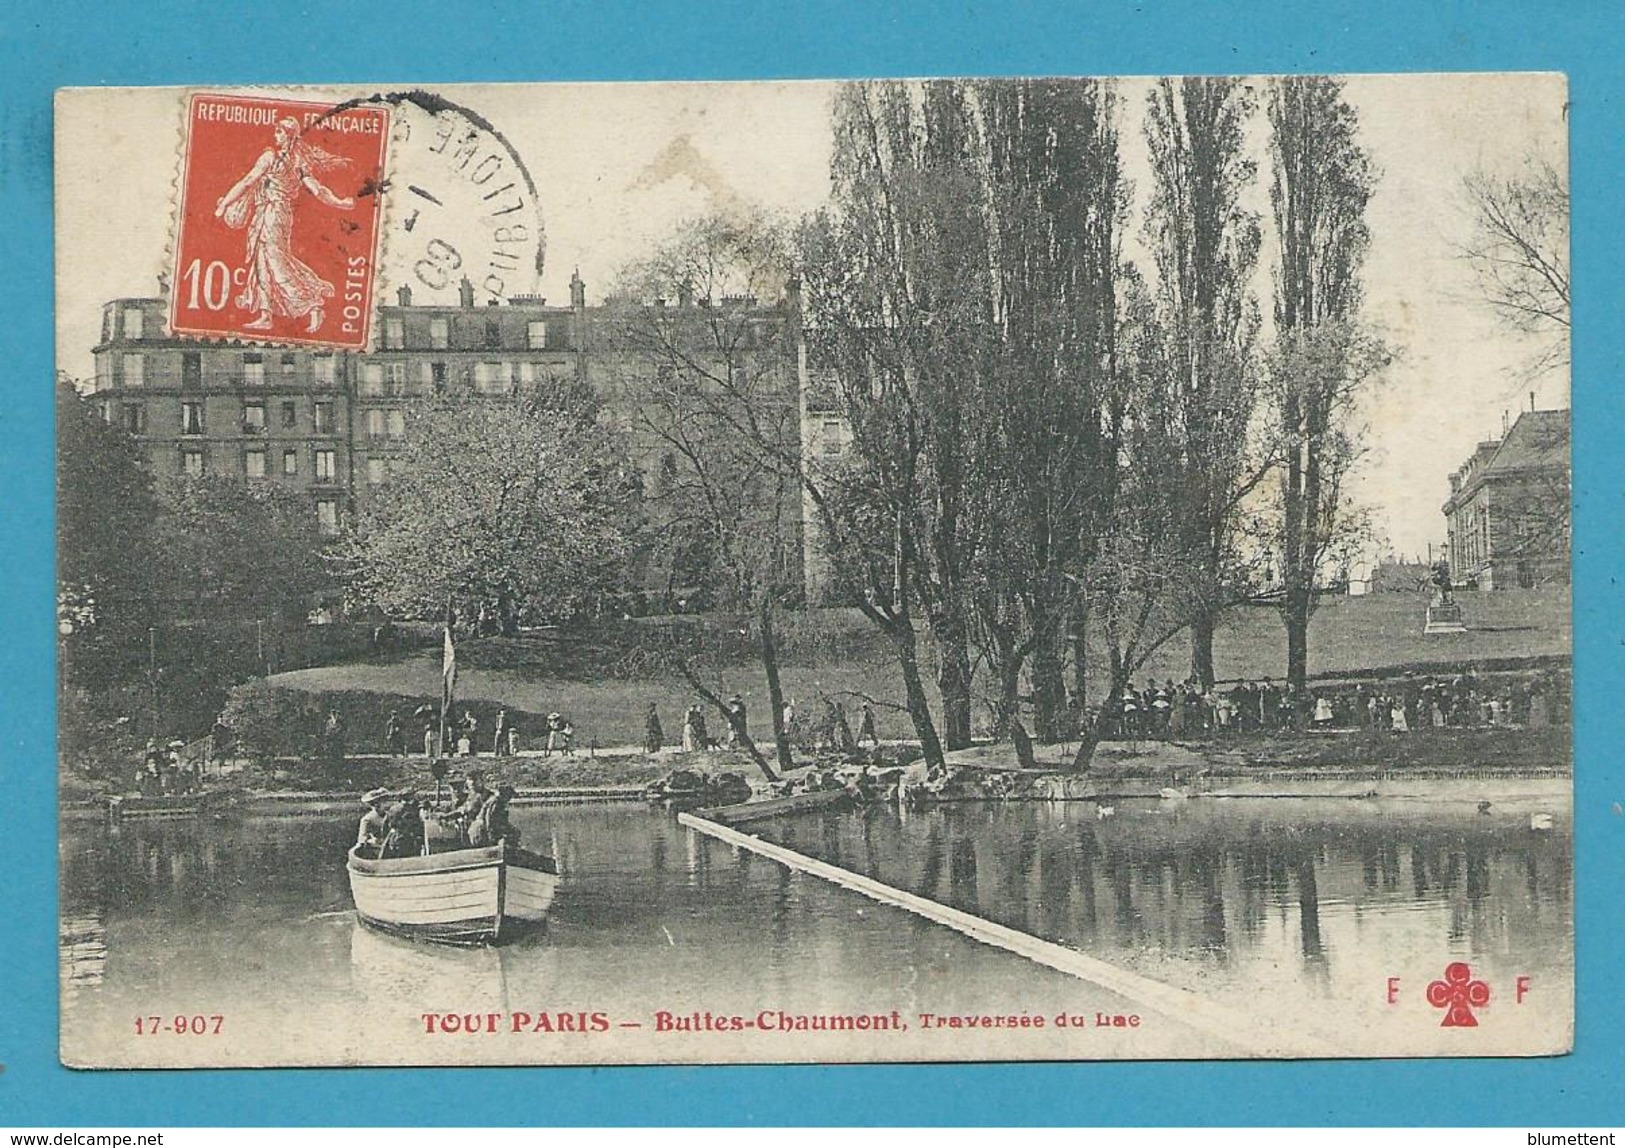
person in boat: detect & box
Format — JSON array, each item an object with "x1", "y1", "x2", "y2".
[
  {"x1": 469, "y1": 783, "x2": 519, "y2": 848},
  {"x1": 449, "y1": 771, "x2": 492, "y2": 843},
  {"x1": 357, "y1": 788, "x2": 393, "y2": 854},
  {"x1": 381, "y1": 794, "x2": 425, "y2": 858}
]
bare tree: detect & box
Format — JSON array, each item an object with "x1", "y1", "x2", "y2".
[
  {"x1": 603, "y1": 213, "x2": 800, "y2": 780},
  {"x1": 1458, "y1": 155, "x2": 1570, "y2": 378}
]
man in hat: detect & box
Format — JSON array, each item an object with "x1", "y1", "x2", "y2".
[{"x1": 357, "y1": 788, "x2": 393, "y2": 853}]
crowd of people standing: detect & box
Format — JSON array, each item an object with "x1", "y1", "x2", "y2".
[{"x1": 1096, "y1": 668, "x2": 1568, "y2": 741}]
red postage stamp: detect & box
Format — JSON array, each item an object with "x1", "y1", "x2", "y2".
[{"x1": 169, "y1": 93, "x2": 389, "y2": 349}]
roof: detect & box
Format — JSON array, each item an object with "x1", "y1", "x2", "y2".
[
  {"x1": 1482, "y1": 408, "x2": 1569, "y2": 475},
  {"x1": 1444, "y1": 408, "x2": 1569, "y2": 514}
]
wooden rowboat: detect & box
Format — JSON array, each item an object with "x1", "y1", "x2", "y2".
[{"x1": 346, "y1": 841, "x2": 560, "y2": 946}]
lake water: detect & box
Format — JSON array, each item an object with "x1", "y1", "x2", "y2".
[{"x1": 60, "y1": 791, "x2": 1571, "y2": 1066}]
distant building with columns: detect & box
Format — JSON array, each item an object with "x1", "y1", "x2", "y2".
[{"x1": 1441, "y1": 407, "x2": 1570, "y2": 590}]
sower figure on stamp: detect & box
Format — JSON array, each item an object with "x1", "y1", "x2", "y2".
[{"x1": 214, "y1": 117, "x2": 354, "y2": 333}]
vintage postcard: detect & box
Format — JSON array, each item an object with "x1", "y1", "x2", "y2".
[{"x1": 55, "y1": 75, "x2": 1573, "y2": 1068}]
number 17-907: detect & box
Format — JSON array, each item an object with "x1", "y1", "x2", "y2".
[{"x1": 135, "y1": 1014, "x2": 224, "y2": 1035}]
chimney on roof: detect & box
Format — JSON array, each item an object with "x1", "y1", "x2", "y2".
[
  {"x1": 458, "y1": 277, "x2": 476, "y2": 308},
  {"x1": 570, "y1": 268, "x2": 586, "y2": 310},
  {"x1": 1502, "y1": 409, "x2": 1510, "y2": 436},
  {"x1": 397, "y1": 285, "x2": 412, "y2": 306},
  {"x1": 1530, "y1": 391, "x2": 1536, "y2": 412}
]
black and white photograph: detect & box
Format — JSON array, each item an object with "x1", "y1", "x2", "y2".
[{"x1": 55, "y1": 74, "x2": 1572, "y2": 1067}]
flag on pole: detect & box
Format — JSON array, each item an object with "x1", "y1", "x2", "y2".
[{"x1": 438, "y1": 602, "x2": 457, "y2": 754}]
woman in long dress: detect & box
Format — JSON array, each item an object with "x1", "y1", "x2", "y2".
[{"x1": 214, "y1": 117, "x2": 354, "y2": 333}]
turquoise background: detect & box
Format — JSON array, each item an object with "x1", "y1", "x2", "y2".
[{"x1": 2, "y1": 0, "x2": 1619, "y2": 1127}]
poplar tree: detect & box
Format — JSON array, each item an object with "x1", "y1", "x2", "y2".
[
  {"x1": 1266, "y1": 76, "x2": 1382, "y2": 704},
  {"x1": 1142, "y1": 76, "x2": 1264, "y2": 688}
]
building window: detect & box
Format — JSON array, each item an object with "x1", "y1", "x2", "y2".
[
  {"x1": 123, "y1": 354, "x2": 145, "y2": 388},
  {"x1": 120, "y1": 404, "x2": 145, "y2": 434},
  {"x1": 383, "y1": 317, "x2": 405, "y2": 349},
  {"x1": 431, "y1": 362, "x2": 448, "y2": 391},
  {"x1": 94, "y1": 355, "x2": 111, "y2": 392},
  {"x1": 314, "y1": 402, "x2": 335, "y2": 434},
  {"x1": 98, "y1": 401, "x2": 112, "y2": 422},
  {"x1": 429, "y1": 318, "x2": 450, "y2": 349},
  {"x1": 181, "y1": 351, "x2": 202, "y2": 389},
  {"x1": 474, "y1": 362, "x2": 507, "y2": 395},
  {"x1": 181, "y1": 401, "x2": 205, "y2": 435},
  {"x1": 282, "y1": 449, "x2": 298, "y2": 476},
  {"x1": 316, "y1": 499, "x2": 340, "y2": 536},
  {"x1": 243, "y1": 402, "x2": 266, "y2": 434},
  {"x1": 242, "y1": 353, "x2": 265, "y2": 386},
  {"x1": 385, "y1": 362, "x2": 408, "y2": 395},
  {"x1": 366, "y1": 409, "x2": 386, "y2": 439},
  {"x1": 281, "y1": 400, "x2": 297, "y2": 429},
  {"x1": 361, "y1": 363, "x2": 385, "y2": 396},
  {"x1": 122, "y1": 307, "x2": 144, "y2": 340},
  {"x1": 821, "y1": 420, "x2": 843, "y2": 455},
  {"x1": 387, "y1": 410, "x2": 406, "y2": 440},
  {"x1": 367, "y1": 457, "x2": 387, "y2": 485},
  {"x1": 181, "y1": 449, "x2": 205, "y2": 478},
  {"x1": 485, "y1": 318, "x2": 502, "y2": 349},
  {"x1": 527, "y1": 321, "x2": 547, "y2": 350},
  {"x1": 245, "y1": 449, "x2": 266, "y2": 479},
  {"x1": 314, "y1": 450, "x2": 337, "y2": 482},
  {"x1": 313, "y1": 355, "x2": 336, "y2": 386},
  {"x1": 281, "y1": 352, "x2": 297, "y2": 376}
]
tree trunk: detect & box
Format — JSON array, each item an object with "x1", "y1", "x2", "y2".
[
  {"x1": 1190, "y1": 609, "x2": 1217, "y2": 689},
  {"x1": 1283, "y1": 586, "x2": 1310, "y2": 699},
  {"x1": 932, "y1": 610, "x2": 974, "y2": 750},
  {"x1": 757, "y1": 596, "x2": 795, "y2": 776},
  {"x1": 1070, "y1": 599, "x2": 1089, "y2": 715},
  {"x1": 994, "y1": 654, "x2": 1022, "y2": 741},
  {"x1": 892, "y1": 629, "x2": 947, "y2": 771},
  {"x1": 1070, "y1": 646, "x2": 1127, "y2": 772},
  {"x1": 1031, "y1": 624, "x2": 1067, "y2": 743}
]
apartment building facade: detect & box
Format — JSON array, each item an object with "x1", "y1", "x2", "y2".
[{"x1": 88, "y1": 275, "x2": 808, "y2": 599}]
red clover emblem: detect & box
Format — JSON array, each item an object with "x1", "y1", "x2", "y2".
[{"x1": 1426, "y1": 961, "x2": 1490, "y2": 1026}]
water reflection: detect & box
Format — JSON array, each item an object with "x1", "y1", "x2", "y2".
[
  {"x1": 752, "y1": 798, "x2": 1572, "y2": 1007},
  {"x1": 59, "y1": 797, "x2": 1572, "y2": 1065}
]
